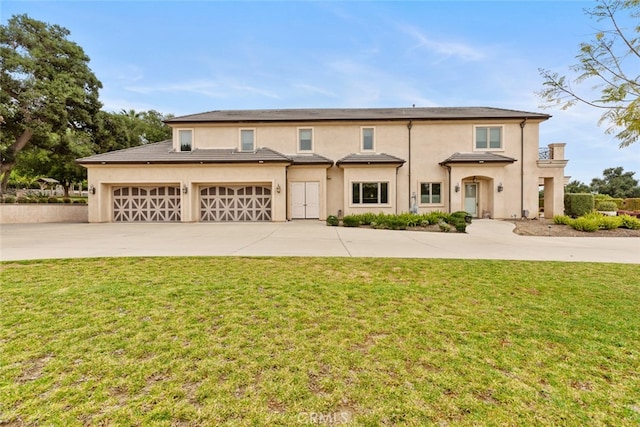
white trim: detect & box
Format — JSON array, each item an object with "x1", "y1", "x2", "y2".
[
  {"x1": 473, "y1": 125, "x2": 504, "y2": 151},
  {"x1": 349, "y1": 181, "x2": 390, "y2": 207},
  {"x1": 360, "y1": 126, "x2": 375, "y2": 152},
  {"x1": 239, "y1": 128, "x2": 256, "y2": 152},
  {"x1": 418, "y1": 181, "x2": 444, "y2": 206},
  {"x1": 297, "y1": 127, "x2": 314, "y2": 153}
]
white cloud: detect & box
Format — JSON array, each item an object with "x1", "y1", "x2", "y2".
[{"x1": 400, "y1": 25, "x2": 486, "y2": 62}]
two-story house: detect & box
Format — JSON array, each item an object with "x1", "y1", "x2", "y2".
[{"x1": 77, "y1": 107, "x2": 568, "y2": 223}]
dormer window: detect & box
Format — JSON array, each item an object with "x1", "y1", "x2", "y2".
[
  {"x1": 240, "y1": 129, "x2": 255, "y2": 152},
  {"x1": 179, "y1": 130, "x2": 192, "y2": 151}
]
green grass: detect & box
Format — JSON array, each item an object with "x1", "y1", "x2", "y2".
[{"x1": 1, "y1": 258, "x2": 639, "y2": 425}]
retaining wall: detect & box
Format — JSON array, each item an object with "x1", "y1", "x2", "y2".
[{"x1": 0, "y1": 205, "x2": 88, "y2": 224}]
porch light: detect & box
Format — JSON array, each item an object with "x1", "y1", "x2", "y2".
[
  {"x1": 182, "y1": 185, "x2": 188, "y2": 194},
  {"x1": 497, "y1": 183, "x2": 504, "y2": 192},
  {"x1": 89, "y1": 185, "x2": 95, "y2": 195},
  {"x1": 454, "y1": 183, "x2": 460, "y2": 193},
  {"x1": 276, "y1": 183, "x2": 281, "y2": 193}
]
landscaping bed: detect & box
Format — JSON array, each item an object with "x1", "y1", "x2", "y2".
[{"x1": 509, "y1": 217, "x2": 640, "y2": 237}]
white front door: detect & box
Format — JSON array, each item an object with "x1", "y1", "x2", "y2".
[
  {"x1": 464, "y1": 183, "x2": 478, "y2": 217},
  {"x1": 291, "y1": 182, "x2": 320, "y2": 219}
]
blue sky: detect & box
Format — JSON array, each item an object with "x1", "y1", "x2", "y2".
[{"x1": 2, "y1": 0, "x2": 639, "y2": 184}]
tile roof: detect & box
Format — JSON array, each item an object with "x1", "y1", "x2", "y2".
[
  {"x1": 336, "y1": 153, "x2": 406, "y2": 166},
  {"x1": 77, "y1": 141, "x2": 293, "y2": 165},
  {"x1": 288, "y1": 153, "x2": 334, "y2": 166},
  {"x1": 439, "y1": 152, "x2": 517, "y2": 165},
  {"x1": 167, "y1": 107, "x2": 550, "y2": 124}
]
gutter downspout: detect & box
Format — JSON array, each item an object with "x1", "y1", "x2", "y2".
[
  {"x1": 440, "y1": 163, "x2": 452, "y2": 214},
  {"x1": 407, "y1": 120, "x2": 413, "y2": 212},
  {"x1": 520, "y1": 118, "x2": 527, "y2": 218}
]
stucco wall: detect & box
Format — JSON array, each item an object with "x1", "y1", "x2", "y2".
[{"x1": 0, "y1": 204, "x2": 88, "y2": 224}]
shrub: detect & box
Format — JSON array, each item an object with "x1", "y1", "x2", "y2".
[
  {"x1": 342, "y1": 215, "x2": 361, "y2": 227},
  {"x1": 438, "y1": 221, "x2": 451, "y2": 232},
  {"x1": 326, "y1": 215, "x2": 339, "y2": 226},
  {"x1": 599, "y1": 215, "x2": 623, "y2": 230},
  {"x1": 623, "y1": 198, "x2": 640, "y2": 211},
  {"x1": 62, "y1": 198, "x2": 71, "y2": 204},
  {"x1": 16, "y1": 196, "x2": 29, "y2": 204},
  {"x1": 47, "y1": 197, "x2": 61, "y2": 203},
  {"x1": 571, "y1": 216, "x2": 599, "y2": 232},
  {"x1": 620, "y1": 215, "x2": 640, "y2": 230},
  {"x1": 2, "y1": 195, "x2": 16, "y2": 204},
  {"x1": 424, "y1": 211, "x2": 448, "y2": 225},
  {"x1": 596, "y1": 201, "x2": 618, "y2": 212},
  {"x1": 451, "y1": 219, "x2": 467, "y2": 232},
  {"x1": 553, "y1": 215, "x2": 572, "y2": 225},
  {"x1": 36, "y1": 196, "x2": 48, "y2": 203},
  {"x1": 358, "y1": 212, "x2": 377, "y2": 226},
  {"x1": 564, "y1": 193, "x2": 594, "y2": 217},
  {"x1": 452, "y1": 211, "x2": 472, "y2": 223}
]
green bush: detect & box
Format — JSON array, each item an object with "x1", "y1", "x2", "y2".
[
  {"x1": 438, "y1": 221, "x2": 451, "y2": 232},
  {"x1": 47, "y1": 197, "x2": 61, "y2": 204},
  {"x1": 623, "y1": 198, "x2": 640, "y2": 211},
  {"x1": 342, "y1": 215, "x2": 361, "y2": 227},
  {"x1": 2, "y1": 195, "x2": 16, "y2": 204},
  {"x1": 424, "y1": 211, "x2": 448, "y2": 225},
  {"x1": 596, "y1": 201, "x2": 618, "y2": 212},
  {"x1": 326, "y1": 215, "x2": 339, "y2": 226},
  {"x1": 62, "y1": 198, "x2": 71, "y2": 204},
  {"x1": 620, "y1": 215, "x2": 640, "y2": 230},
  {"x1": 553, "y1": 215, "x2": 572, "y2": 225},
  {"x1": 357, "y1": 212, "x2": 378, "y2": 226},
  {"x1": 451, "y1": 219, "x2": 467, "y2": 232},
  {"x1": 564, "y1": 193, "x2": 594, "y2": 217},
  {"x1": 571, "y1": 216, "x2": 599, "y2": 232},
  {"x1": 599, "y1": 215, "x2": 623, "y2": 230}
]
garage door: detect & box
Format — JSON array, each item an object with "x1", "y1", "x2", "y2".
[
  {"x1": 113, "y1": 186, "x2": 181, "y2": 222},
  {"x1": 200, "y1": 186, "x2": 271, "y2": 221}
]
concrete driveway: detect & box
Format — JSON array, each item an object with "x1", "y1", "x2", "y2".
[{"x1": 0, "y1": 220, "x2": 638, "y2": 263}]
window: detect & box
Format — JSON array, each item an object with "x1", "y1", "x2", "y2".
[
  {"x1": 362, "y1": 127, "x2": 374, "y2": 151},
  {"x1": 240, "y1": 129, "x2": 255, "y2": 151},
  {"x1": 178, "y1": 130, "x2": 192, "y2": 151},
  {"x1": 298, "y1": 128, "x2": 313, "y2": 152},
  {"x1": 475, "y1": 126, "x2": 502, "y2": 149},
  {"x1": 420, "y1": 182, "x2": 442, "y2": 204},
  {"x1": 352, "y1": 182, "x2": 388, "y2": 204}
]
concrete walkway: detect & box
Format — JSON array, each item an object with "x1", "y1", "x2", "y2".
[{"x1": 0, "y1": 220, "x2": 638, "y2": 263}]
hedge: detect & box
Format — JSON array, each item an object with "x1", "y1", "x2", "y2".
[
  {"x1": 623, "y1": 198, "x2": 640, "y2": 211},
  {"x1": 564, "y1": 193, "x2": 594, "y2": 217}
]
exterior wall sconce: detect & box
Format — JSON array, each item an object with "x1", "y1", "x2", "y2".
[
  {"x1": 276, "y1": 183, "x2": 281, "y2": 193},
  {"x1": 182, "y1": 185, "x2": 188, "y2": 194},
  {"x1": 89, "y1": 185, "x2": 95, "y2": 195},
  {"x1": 497, "y1": 183, "x2": 504, "y2": 192},
  {"x1": 454, "y1": 183, "x2": 460, "y2": 193}
]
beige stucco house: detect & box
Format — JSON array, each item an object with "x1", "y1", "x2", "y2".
[{"x1": 77, "y1": 107, "x2": 568, "y2": 223}]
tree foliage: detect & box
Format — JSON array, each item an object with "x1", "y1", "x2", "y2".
[
  {"x1": 0, "y1": 14, "x2": 102, "y2": 193},
  {"x1": 565, "y1": 180, "x2": 592, "y2": 194},
  {"x1": 538, "y1": 0, "x2": 640, "y2": 147},
  {"x1": 590, "y1": 166, "x2": 640, "y2": 198}
]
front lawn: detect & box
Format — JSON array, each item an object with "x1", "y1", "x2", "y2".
[{"x1": 1, "y1": 258, "x2": 639, "y2": 425}]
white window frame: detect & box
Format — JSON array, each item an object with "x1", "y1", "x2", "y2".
[
  {"x1": 239, "y1": 128, "x2": 256, "y2": 152},
  {"x1": 419, "y1": 182, "x2": 443, "y2": 205},
  {"x1": 361, "y1": 127, "x2": 375, "y2": 152},
  {"x1": 351, "y1": 181, "x2": 389, "y2": 205},
  {"x1": 178, "y1": 129, "x2": 193, "y2": 152},
  {"x1": 474, "y1": 125, "x2": 503, "y2": 151},
  {"x1": 297, "y1": 127, "x2": 314, "y2": 153}
]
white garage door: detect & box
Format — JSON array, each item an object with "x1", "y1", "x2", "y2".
[
  {"x1": 113, "y1": 186, "x2": 181, "y2": 222},
  {"x1": 200, "y1": 186, "x2": 271, "y2": 221}
]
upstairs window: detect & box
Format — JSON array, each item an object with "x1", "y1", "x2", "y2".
[
  {"x1": 362, "y1": 127, "x2": 375, "y2": 151},
  {"x1": 240, "y1": 129, "x2": 255, "y2": 152},
  {"x1": 298, "y1": 128, "x2": 313, "y2": 152},
  {"x1": 475, "y1": 126, "x2": 502, "y2": 150},
  {"x1": 352, "y1": 182, "x2": 388, "y2": 204},
  {"x1": 420, "y1": 182, "x2": 442, "y2": 204},
  {"x1": 179, "y1": 130, "x2": 192, "y2": 151}
]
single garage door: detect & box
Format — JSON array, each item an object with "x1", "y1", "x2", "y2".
[
  {"x1": 113, "y1": 186, "x2": 181, "y2": 222},
  {"x1": 200, "y1": 186, "x2": 271, "y2": 221}
]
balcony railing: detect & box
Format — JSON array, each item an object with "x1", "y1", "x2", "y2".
[{"x1": 539, "y1": 147, "x2": 552, "y2": 160}]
